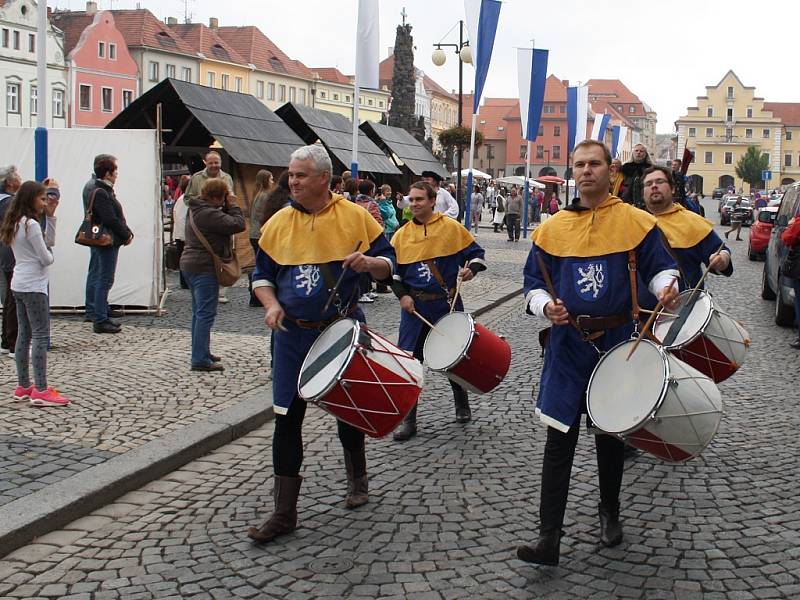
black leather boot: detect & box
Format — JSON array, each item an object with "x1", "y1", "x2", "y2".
[
  {"x1": 393, "y1": 405, "x2": 417, "y2": 441},
  {"x1": 599, "y1": 503, "x2": 623, "y2": 547},
  {"x1": 516, "y1": 530, "x2": 562, "y2": 565},
  {"x1": 247, "y1": 475, "x2": 302, "y2": 543},
  {"x1": 343, "y1": 446, "x2": 368, "y2": 509},
  {"x1": 453, "y1": 385, "x2": 471, "y2": 423}
]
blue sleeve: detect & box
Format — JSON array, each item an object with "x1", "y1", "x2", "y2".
[
  {"x1": 699, "y1": 231, "x2": 733, "y2": 277},
  {"x1": 523, "y1": 243, "x2": 552, "y2": 297},
  {"x1": 252, "y1": 247, "x2": 278, "y2": 286},
  {"x1": 365, "y1": 232, "x2": 396, "y2": 275},
  {"x1": 463, "y1": 241, "x2": 486, "y2": 273},
  {"x1": 635, "y1": 227, "x2": 678, "y2": 285}
]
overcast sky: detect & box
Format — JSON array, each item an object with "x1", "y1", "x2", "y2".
[{"x1": 53, "y1": 0, "x2": 800, "y2": 134}]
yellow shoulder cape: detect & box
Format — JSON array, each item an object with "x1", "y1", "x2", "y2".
[
  {"x1": 391, "y1": 212, "x2": 475, "y2": 264},
  {"x1": 531, "y1": 195, "x2": 656, "y2": 257},
  {"x1": 258, "y1": 194, "x2": 384, "y2": 265},
  {"x1": 655, "y1": 203, "x2": 714, "y2": 249}
]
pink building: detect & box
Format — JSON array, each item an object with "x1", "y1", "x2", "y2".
[{"x1": 52, "y1": 6, "x2": 138, "y2": 128}]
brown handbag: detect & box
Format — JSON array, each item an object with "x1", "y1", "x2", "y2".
[
  {"x1": 188, "y1": 210, "x2": 241, "y2": 287},
  {"x1": 75, "y1": 189, "x2": 113, "y2": 247}
]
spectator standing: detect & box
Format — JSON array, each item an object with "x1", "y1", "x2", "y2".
[
  {"x1": 470, "y1": 184, "x2": 484, "y2": 234},
  {"x1": 506, "y1": 186, "x2": 523, "y2": 242},
  {"x1": 781, "y1": 215, "x2": 800, "y2": 349},
  {"x1": 172, "y1": 175, "x2": 191, "y2": 289},
  {"x1": 375, "y1": 184, "x2": 399, "y2": 294},
  {"x1": 609, "y1": 159, "x2": 624, "y2": 196},
  {"x1": 493, "y1": 188, "x2": 506, "y2": 232},
  {"x1": 548, "y1": 192, "x2": 560, "y2": 215},
  {"x1": 0, "y1": 181, "x2": 68, "y2": 406},
  {"x1": 248, "y1": 170, "x2": 274, "y2": 307},
  {"x1": 0, "y1": 165, "x2": 22, "y2": 357},
  {"x1": 619, "y1": 144, "x2": 653, "y2": 208},
  {"x1": 354, "y1": 180, "x2": 383, "y2": 303}
]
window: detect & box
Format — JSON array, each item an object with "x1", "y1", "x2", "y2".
[
  {"x1": 166, "y1": 64, "x2": 175, "y2": 78},
  {"x1": 319, "y1": 90, "x2": 326, "y2": 99},
  {"x1": 333, "y1": 92, "x2": 339, "y2": 101},
  {"x1": 377, "y1": 99, "x2": 382, "y2": 108},
  {"x1": 704, "y1": 151, "x2": 713, "y2": 164},
  {"x1": 536, "y1": 145, "x2": 544, "y2": 159},
  {"x1": 543, "y1": 105, "x2": 554, "y2": 113},
  {"x1": 746, "y1": 128, "x2": 753, "y2": 138},
  {"x1": 207, "y1": 71, "x2": 215, "y2": 87},
  {"x1": 553, "y1": 145, "x2": 561, "y2": 160},
  {"x1": 109, "y1": 43, "x2": 116, "y2": 60},
  {"x1": 122, "y1": 89, "x2": 133, "y2": 109},
  {"x1": 148, "y1": 61, "x2": 159, "y2": 81},
  {"x1": 346, "y1": 95, "x2": 352, "y2": 103},
  {"x1": 98, "y1": 41, "x2": 105, "y2": 57},
  {"x1": 520, "y1": 145, "x2": 527, "y2": 159},
  {"x1": 1, "y1": 29, "x2": 8, "y2": 48},
  {"x1": 554, "y1": 125, "x2": 561, "y2": 137},
  {"x1": 279, "y1": 85, "x2": 286, "y2": 101},
  {"x1": 707, "y1": 107, "x2": 713, "y2": 117},
  {"x1": 220, "y1": 74, "x2": 229, "y2": 90},
  {"x1": 727, "y1": 86, "x2": 734, "y2": 99},
  {"x1": 785, "y1": 154, "x2": 792, "y2": 167},
  {"x1": 616, "y1": 104, "x2": 623, "y2": 112},
  {"x1": 368, "y1": 98, "x2": 373, "y2": 106},
  {"x1": 629, "y1": 105, "x2": 635, "y2": 113},
  {"x1": 79, "y1": 84, "x2": 91, "y2": 110},
  {"x1": 763, "y1": 128, "x2": 770, "y2": 139},
  {"x1": 12, "y1": 30, "x2": 19, "y2": 50},
  {"x1": 497, "y1": 126, "x2": 504, "y2": 131},
  {"x1": 101, "y1": 87, "x2": 112, "y2": 112},
  {"x1": 746, "y1": 106, "x2": 753, "y2": 118},
  {"x1": 705, "y1": 127, "x2": 714, "y2": 137},
  {"x1": 726, "y1": 108, "x2": 733, "y2": 121},
  {"x1": 537, "y1": 125, "x2": 544, "y2": 136},
  {"x1": 29, "y1": 85, "x2": 37, "y2": 115},
  {"x1": 559, "y1": 105, "x2": 565, "y2": 113},
  {"x1": 28, "y1": 33, "x2": 34, "y2": 53},
  {"x1": 6, "y1": 83, "x2": 20, "y2": 113},
  {"x1": 787, "y1": 131, "x2": 793, "y2": 141},
  {"x1": 286, "y1": 86, "x2": 294, "y2": 102},
  {"x1": 256, "y1": 80, "x2": 264, "y2": 99},
  {"x1": 235, "y1": 77, "x2": 242, "y2": 92},
  {"x1": 267, "y1": 82, "x2": 275, "y2": 100},
  {"x1": 688, "y1": 127, "x2": 696, "y2": 137},
  {"x1": 724, "y1": 152, "x2": 732, "y2": 165},
  {"x1": 181, "y1": 67, "x2": 192, "y2": 82},
  {"x1": 52, "y1": 89, "x2": 64, "y2": 117}
]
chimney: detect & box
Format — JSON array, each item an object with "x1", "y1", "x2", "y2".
[
  {"x1": 165, "y1": 16, "x2": 177, "y2": 25},
  {"x1": 387, "y1": 46, "x2": 394, "y2": 57},
  {"x1": 562, "y1": 79, "x2": 569, "y2": 87},
  {"x1": 209, "y1": 17, "x2": 219, "y2": 29},
  {"x1": 86, "y1": 1, "x2": 97, "y2": 15}
]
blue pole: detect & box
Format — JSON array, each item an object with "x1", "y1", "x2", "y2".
[
  {"x1": 350, "y1": 162, "x2": 358, "y2": 179},
  {"x1": 522, "y1": 177, "x2": 529, "y2": 239},
  {"x1": 35, "y1": 127, "x2": 48, "y2": 181}
]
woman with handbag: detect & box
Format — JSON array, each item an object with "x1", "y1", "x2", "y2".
[
  {"x1": 0, "y1": 181, "x2": 69, "y2": 406},
  {"x1": 181, "y1": 178, "x2": 245, "y2": 372},
  {"x1": 781, "y1": 214, "x2": 800, "y2": 349}
]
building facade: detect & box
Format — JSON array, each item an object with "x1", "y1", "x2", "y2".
[
  {"x1": 424, "y1": 74, "x2": 458, "y2": 154},
  {"x1": 1, "y1": 0, "x2": 68, "y2": 128},
  {"x1": 309, "y1": 67, "x2": 389, "y2": 123}
]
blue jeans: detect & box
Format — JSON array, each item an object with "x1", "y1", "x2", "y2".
[
  {"x1": 183, "y1": 271, "x2": 219, "y2": 367},
  {"x1": 85, "y1": 246, "x2": 119, "y2": 323}
]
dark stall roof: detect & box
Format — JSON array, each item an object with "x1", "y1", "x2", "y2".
[
  {"x1": 360, "y1": 121, "x2": 448, "y2": 179},
  {"x1": 275, "y1": 102, "x2": 400, "y2": 175},
  {"x1": 106, "y1": 78, "x2": 304, "y2": 167}
]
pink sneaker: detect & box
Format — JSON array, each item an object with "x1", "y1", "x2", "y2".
[
  {"x1": 13, "y1": 385, "x2": 34, "y2": 402},
  {"x1": 30, "y1": 387, "x2": 71, "y2": 407}
]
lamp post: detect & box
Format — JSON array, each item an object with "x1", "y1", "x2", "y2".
[{"x1": 432, "y1": 20, "x2": 472, "y2": 216}]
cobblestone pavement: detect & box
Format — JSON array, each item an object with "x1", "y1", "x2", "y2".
[{"x1": 2, "y1": 203, "x2": 799, "y2": 599}]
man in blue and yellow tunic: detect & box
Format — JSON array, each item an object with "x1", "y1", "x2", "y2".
[
  {"x1": 390, "y1": 181, "x2": 486, "y2": 441},
  {"x1": 640, "y1": 165, "x2": 732, "y2": 310},
  {"x1": 247, "y1": 145, "x2": 395, "y2": 544},
  {"x1": 517, "y1": 140, "x2": 680, "y2": 566}
]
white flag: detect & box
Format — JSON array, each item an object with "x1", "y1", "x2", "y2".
[{"x1": 355, "y1": 0, "x2": 379, "y2": 89}]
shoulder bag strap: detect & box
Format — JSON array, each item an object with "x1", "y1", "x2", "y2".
[
  {"x1": 85, "y1": 188, "x2": 100, "y2": 220},
  {"x1": 627, "y1": 250, "x2": 640, "y2": 324},
  {"x1": 188, "y1": 209, "x2": 223, "y2": 260}
]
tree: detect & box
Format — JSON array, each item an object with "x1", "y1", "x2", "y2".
[
  {"x1": 388, "y1": 23, "x2": 416, "y2": 133},
  {"x1": 437, "y1": 126, "x2": 484, "y2": 171},
  {"x1": 735, "y1": 145, "x2": 770, "y2": 190}
]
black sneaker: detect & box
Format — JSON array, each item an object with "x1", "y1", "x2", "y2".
[
  {"x1": 93, "y1": 321, "x2": 121, "y2": 334},
  {"x1": 790, "y1": 339, "x2": 800, "y2": 350}
]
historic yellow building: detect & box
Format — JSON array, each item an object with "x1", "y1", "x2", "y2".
[
  {"x1": 309, "y1": 68, "x2": 389, "y2": 123},
  {"x1": 676, "y1": 70, "x2": 800, "y2": 192}
]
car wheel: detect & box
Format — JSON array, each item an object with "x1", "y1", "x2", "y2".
[
  {"x1": 775, "y1": 277, "x2": 795, "y2": 326},
  {"x1": 761, "y1": 262, "x2": 776, "y2": 300}
]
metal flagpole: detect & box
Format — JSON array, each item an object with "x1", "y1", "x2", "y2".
[
  {"x1": 351, "y1": 80, "x2": 360, "y2": 177},
  {"x1": 523, "y1": 140, "x2": 531, "y2": 238},
  {"x1": 34, "y1": 0, "x2": 48, "y2": 181},
  {"x1": 464, "y1": 112, "x2": 478, "y2": 230}
]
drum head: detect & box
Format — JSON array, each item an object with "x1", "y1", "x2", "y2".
[
  {"x1": 587, "y1": 339, "x2": 667, "y2": 434},
  {"x1": 424, "y1": 312, "x2": 474, "y2": 371},
  {"x1": 298, "y1": 319, "x2": 359, "y2": 400},
  {"x1": 653, "y1": 291, "x2": 713, "y2": 348}
]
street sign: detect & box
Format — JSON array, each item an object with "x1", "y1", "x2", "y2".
[{"x1": 762, "y1": 170, "x2": 772, "y2": 181}]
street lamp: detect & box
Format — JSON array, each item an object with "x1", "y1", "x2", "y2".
[{"x1": 432, "y1": 20, "x2": 472, "y2": 214}]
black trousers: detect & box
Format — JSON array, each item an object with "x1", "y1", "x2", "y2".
[
  {"x1": 538, "y1": 412, "x2": 625, "y2": 535},
  {"x1": 1, "y1": 270, "x2": 17, "y2": 351},
  {"x1": 412, "y1": 321, "x2": 467, "y2": 406},
  {"x1": 273, "y1": 397, "x2": 365, "y2": 477}
]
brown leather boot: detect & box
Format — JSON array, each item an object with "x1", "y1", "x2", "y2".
[
  {"x1": 516, "y1": 530, "x2": 562, "y2": 565},
  {"x1": 343, "y1": 447, "x2": 369, "y2": 509},
  {"x1": 393, "y1": 405, "x2": 417, "y2": 441},
  {"x1": 247, "y1": 475, "x2": 302, "y2": 543}
]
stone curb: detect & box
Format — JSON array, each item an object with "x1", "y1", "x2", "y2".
[
  {"x1": 0, "y1": 287, "x2": 520, "y2": 559},
  {"x1": 0, "y1": 393, "x2": 273, "y2": 558}
]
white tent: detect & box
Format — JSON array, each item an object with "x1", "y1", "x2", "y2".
[
  {"x1": 496, "y1": 175, "x2": 545, "y2": 189},
  {"x1": 451, "y1": 168, "x2": 492, "y2": 180},
  {"x1": 0, "y1": 127, "x2": 162, "y2": 309}
]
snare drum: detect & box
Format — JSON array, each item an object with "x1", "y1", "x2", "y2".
[
  {"x1": 586, "y1": 338, "x2": 723, "y2": 463},
  {"x1": 423, "y1": 312, "x2": 511, "y2": 394},
  {"x1": 298, "y1": 319, "x2": 424, "y2": 438},
  {"x1": 653, "y1": 290, "x2": 750, "y2": 383}
]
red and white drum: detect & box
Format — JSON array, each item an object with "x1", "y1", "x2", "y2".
[
  {"x1": 653, "y1": 290, "x2": 750, "y2": 383},
  {"x1": 587, "y1": 338, "x2": 723, "y2": 463},
  {"x1": 298, "y1": 319, "x2": 424, "y2": 438},
  {"x1": 423, "y1": 312, "x2": 511, "y2": 394}
]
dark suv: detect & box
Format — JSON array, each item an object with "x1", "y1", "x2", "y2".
[
  {"x1": 712, "y1": 187, "x2": 726, "y2": 200},
  {"x1": 762, "y1": 182, "x2": 800, "y2": 325}
]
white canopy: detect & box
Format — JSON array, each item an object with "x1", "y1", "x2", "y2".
[
  {"x1": 451, "y1": 168, "x2": 492, "y2": 180},
  {"x1": 496, "y1": 175, "x2": 545, "y2": 189}
]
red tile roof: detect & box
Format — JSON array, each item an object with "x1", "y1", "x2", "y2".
[
  {"x1": 586, "y1": 78, "x2": 647, "y2": 116},
  {"x1": 216, "y1": 26, "x2": 313, "y2": 79},
  {"x1": 378, "y1": 54, "x2": 395, "y2": 89},
  {"x1": 109, "y1": 9, "x2": 196, "y2": 55},
  {"x1": 310, "y1": 67, "x2": 351, "y2": 85},
  {"x1": 168, "y1": 22, "x2": 247, "y2": 65},
  {"x1": 423, "y1": 74, "x2": 456, "y2": 100},
  {"x1": 50, "y1": 11, "x2": 95, "y2": 56},
  {"x1": 544, "y1": 74, "x2": 567, "y2": 102},
  {"x1": 476, "y1": 103, "x2": 516, "y2": 139},
  {"x1": 763, "y1": 102, "x2": 800, "y2": 127}
]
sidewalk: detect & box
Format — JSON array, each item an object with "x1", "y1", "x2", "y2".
[{"x1": 0, "y1": 234, "x2": 527, "y2": 556}]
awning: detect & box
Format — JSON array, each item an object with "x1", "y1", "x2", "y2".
[
  {"x1": 106, "y1": 78, "x2": 304, "y2": 167},
  {"x1": 359, "y1": 121, "x2": 448, "y2": 179},
  {"x1": 275, "y1": 103, "x2": 400, "y2": 175}
]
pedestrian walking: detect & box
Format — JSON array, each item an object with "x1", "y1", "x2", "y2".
[
  {"x1": 171, "y1": 175, "x2": 190, "y2": 289},
  {"x1": 470, "y1": 184, "x2": 484, "y2": 234},
  {"x1": 725, "y1": 197, "x2": 744, "y2": 241},
  {"x1": 505, "y1": 187, "x2": 522, "y2": 241},
  {"x1": 493, "y1": 190, "x2": 505, "y2": 232},
  {"x1": 0, "y1": 180, "x2": 69, "y2": 406}
]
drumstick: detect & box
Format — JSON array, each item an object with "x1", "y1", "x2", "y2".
[
  {"x1": 639, "y1": 308, "x2": 680, "y2": 318},
  {"x1": 323, "y1": 241, "x2": 362, "y2": 313},
  {"x1": 686, "y1": 239, "x2": 727, "y2": 304},
  {"x1": 449, "y1": 261, "x2": 469, "y2": 313},
  {"x1": 412, "y1": 310, "x2": 445, "y2": 336},
  {"x1": 626, "y1": 275, "x2": 679, "y2": 361}
]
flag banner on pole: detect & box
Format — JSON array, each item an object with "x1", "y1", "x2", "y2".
[
  {"x1": 611, "y1": 125, "x2": 621, "y2": 158},
  {"x1": 355, "y1": 0, "x2": 379, "y2": 89},
  {"x1": 681, "y1": 147, "x2": 695, "y2": 175},
  {"x1": 517, "y1": 47, "x2": 549, "y2": 141},
  {"x1": 616, "y1": 126, "x2": 628, "y2": 158},
  {"x1": 464, "y1": 0, "x2": 502, "y2": 113},
  {"x1": 567, "y1": 84, "x2": 588, "y2": 153},
  {"x1": 591, "y1": 113, "x2": 611, "y2": 142}
]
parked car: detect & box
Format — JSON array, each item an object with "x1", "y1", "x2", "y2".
[
  {"x1": 718, "y1": 193, "x2": 733, "y2": 213},
  {"x1": 712, "y1": 187, "x2": 726, "y2": 200},
  {"x1": 762, "y1": 182, "x2": 800, "y2": 325},
  {"x1": 720, "y1": 197, "x2": 753, "y2": 226},
  {"x1": 748, "y1": 206, "x2": 779, "y2": 260}
]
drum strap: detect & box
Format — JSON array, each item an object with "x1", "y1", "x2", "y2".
[
  {"x1": 627, "y1": 250, "x2": 640, "y2": 324},
  {"x1": 657, "y1": 230, "x2": 690, "y2": 287},
  {"x1": 424, "y1": 259, "x2": 454, "y2": 300},
  {"x1": 319, "y1": 262, "x2": 358, "y2": 315}
]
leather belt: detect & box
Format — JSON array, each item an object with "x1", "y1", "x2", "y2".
[
  {"x1": 409, "y1": 288, "x2": 448, "y2": 301},
  {"x1": 284, "y1": 305, "x2": 358, "y2": 330},
  {"x1": 575, "y1": 313, "x2": 631, "y2": 333}
]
